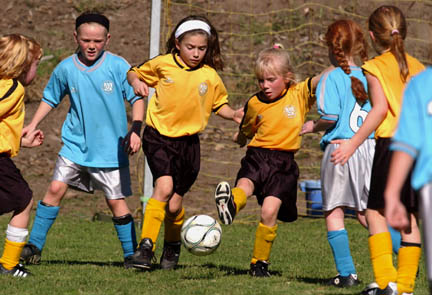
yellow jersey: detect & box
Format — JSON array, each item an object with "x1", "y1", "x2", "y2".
[
  {"x1": 0, "y1": 79, "x2": 25, "y2": 157},
  {"x1": 129, "y1": 53, "x2": 229, "y2": 137},
  {"x1": 362, "y1": 51, "x2": 424, "y2": 138},
  {"x1": 241, "y1": 78, "x2": 314, "y2": 152}
]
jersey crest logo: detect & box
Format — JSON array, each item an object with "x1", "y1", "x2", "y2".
[
  {"x1": 164, "y1": 77, "x2": 174, "y2": 84},
  {"x1": 199, "y1": 82, "x2": 208, "y2": 96},
  {"x1": 284, "y1": 105, "x2": 296, "y2": 118},
  {"x1": 102, "y1": 80, "x2": 114, "y2": 93},
  {"x1": 428, "y1": 101, "x2": 432, "y2": 115}
]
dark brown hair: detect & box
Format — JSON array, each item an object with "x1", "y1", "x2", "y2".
[
  {"x1": 369, "y1": 5, "x2": 408, "y2": 81},
  {"x1": 325, "y1": 19, "x2": 369, "y2": 103},
  {"x1": 166, "y1": 15, "x2": 223, "y2": 71}
]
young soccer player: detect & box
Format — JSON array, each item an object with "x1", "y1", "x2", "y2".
[
  {"x1": 0, "y1": 33, "x2": 43, "y2": 277},
  {"x1": 330, "y1": 6, "x2": 424, "y2": 295},
  {"x1": 19, "y1": 12, "x2": 144, "y2": 268},
  {"x1": 214, "y1": 44, "x2": 327, "y2": 277},
  {"x1": 301, "y1": 19, "x2": 372, "y2": 287},
  {"x1": 384, "y1": 67, "x2": 432, "y2": 295},
  {"x1": 127, "y1": 15, "x2": 243, "y2": 270}
]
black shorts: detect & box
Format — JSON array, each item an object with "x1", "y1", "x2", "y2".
[
  {"x1": 236, "y1": 147, "x2": 298, "y2": 222},
  {"x1": 368, "y1": 138, "x2": 418, "y2": 212},
  {"x1": 0, "y1": 155, "x2": 33, "y2": 215},
  {"x1": 142, "y1": 126, "x2": 200, "y2": 196}
]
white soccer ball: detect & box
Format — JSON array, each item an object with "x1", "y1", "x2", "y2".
[{"x1": 180, "y1": 214, "x2": 222, "y2": 256}]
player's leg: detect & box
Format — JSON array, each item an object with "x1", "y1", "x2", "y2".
[
  {"x1": 131, "y1": 175, "x2": 173, "y2": 269},
  {"x1": 396, "y1": 213, "x2": 421, "y2": 294},
  {"x1": 249, "y1": 196, "x2": 280, "y2": 277},
  {"x1": 215, "y1": 177, "x2": 253, "y2": 225},
  {"x1": 419, "y1": 184, "x2": 432, "y2": 294},
  {"x1": 326, "y1": 207, "x2": 359, "y2": 287},
  {"x1": 160, "y1": 193, "x2": 183, "y2": 270}
]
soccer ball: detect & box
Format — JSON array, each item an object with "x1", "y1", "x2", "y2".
[{"x1": 180, "y1": 214, "x2": 222, "y2": 256}]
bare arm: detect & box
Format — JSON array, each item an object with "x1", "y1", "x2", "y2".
[
  {"x1": 127, "y1": 71, "x2": 149, "y2": 97},
  {"x1": 22, "y1": 101, "x2": 53, "y2": 137},
  {"x1": 123, "y1": 99, "x2": 145, "y2": 155},
  {"x1": 331, "y1": 73, "x2": 388, "y2": 165},
  {"x1": 300, "y1": 118, "x2": 335, "y2": 135},
  {"x1": 384, "y1": 150, "x2": 414, "y2": 230},
  {"x1": 216, "y1": 104, "x2": 244, "y2": 124}
]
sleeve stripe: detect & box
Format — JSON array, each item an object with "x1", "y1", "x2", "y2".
[
  {"x1": 318, "y1": 71, "x2": 331, "y2": 113},
  {"x1": 390, "y1": 141, "x2": 419, "y2": 159}
]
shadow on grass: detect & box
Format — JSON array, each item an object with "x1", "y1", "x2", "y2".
[
  {"x1": 202, "y1": 263, "x2": 282, "y2": 276},
  {"x1": 295, "y1": 276, "x2": 334, "y2": 286}
]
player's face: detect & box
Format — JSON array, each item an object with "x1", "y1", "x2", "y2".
[
  {"x1": 258, "y1": 71, "x2": 288, "y2": 100},
  {"x1": 74, "y1": 23, "x2": 110, "y2": 66},
  {"x1": 175, "y1": 32, "x2": 208, "y2": 68},
  {"x1": 20, "y1": 58, "x2": 39, "y2": 86}
]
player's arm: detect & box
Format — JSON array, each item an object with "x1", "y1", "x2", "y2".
[
  {"x1": 123, "y1": 99, "x2": 145, "y2": 155},
  {"x1": 300, "y1": 118, "x2": 335, "y2": 135},
  {"x1": 21, "y1": 129, "x2": 44, "y2": 148},
  {"x1": 384, "y1": 150, "x2": 414, "y2": 230},
  {"x1": 216, "y1": 104, "x2": 244, "y2": 124},
  {"x1": 331, "y1": 73, "x2": 388, "y2": 165},
  {"x1": 127, "y1": 71, "x2": 149, "y2": 97},
  {"x1": 22, "y1": 101, "x2": 53, "y2": 137}
]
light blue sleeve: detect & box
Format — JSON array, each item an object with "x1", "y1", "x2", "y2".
[
  {"x1": 316, "y1": 70, "x2": 340, "y2": 122},
  {"x1": 42, "y1": 67, "x2": 68, "y2": 108},
  {"x1": 391, "y1": 77, "x2": 423, "y2": 159},
  {"x1": 117, "y1": 57, "x2": 140, "y2": 105}
]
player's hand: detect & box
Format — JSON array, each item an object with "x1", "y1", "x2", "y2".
[
  {"x1": 384, "y1": 198, "x2": 409, "y2": 231},
  {"x1": 21, "y1": 124, "x2": 36, "y2": 138},
  {"x1": 21, "y1": 129, "x2": 44, "y2": 148},
  {"x1": 131, "y1": 79, "x2": 149, "y2": 97},
  {"x1": 300, "y1": 120, "x2": 314, "y2": 135},
  {"x1": 330, "y1": 139, "x2": 355, "y2": 165},
  {"x1": 233, "y1": 131, "x2": 247, "y2": 147},
  {"x1": 122, "y1": 121, "x2": 142, "y2": 155},
  {"x1": 233, "y1": 107, "x2": 244, "y2": 124}
]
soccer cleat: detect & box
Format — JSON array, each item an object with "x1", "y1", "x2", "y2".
[
  {"x1": 328, "y1": 273, "x2": 360, "y2": 288},
  {"x1": 249, "y1": 260, "x2": 271, "y2": 277},
  {"x1": 362, "y1": 282, "x2": 398, "y2": 295},
  {"x1": 160, "y1": 241, "x2": 181, "y2": 270},
  {"x1": 20, "y1": 243, "x2": 42, "y2": 265},
  {"x1": 129, "y1": 238, "x2": 155, "y2": 270},
  {"x1": 214, "y1": 181, "x2": 236, "y2": 225},
  {"x1": 123, "y1": 255, "x2": 134, "y2": 269},
  {"x1": 0, "y1": 263, "x2": 31, "y2": 277}
]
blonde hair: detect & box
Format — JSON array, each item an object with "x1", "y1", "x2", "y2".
[
  {"x1": 369, "y1": 5, "x2": 408, "y2": 81},
  {"x1": 0, "y1": 34, "x2": 42, "y2": 80},
  {"x1": 254, "y1": 45, "x2": 295, "y2": 84}
]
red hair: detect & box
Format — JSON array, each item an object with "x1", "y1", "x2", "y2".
[{"x1": 325, "y1": 19, "x2": 368, "y2": 104}]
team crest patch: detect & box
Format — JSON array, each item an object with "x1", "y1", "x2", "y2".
[
  {"x1": 428, "y1": 101, "x2": 432, "y2": 115},
  {"x1": 284, "y1": 105, "x2": 296, "y2": 118},
  {"x1": 199, "y1": 82, "x2": 208, "y2": 96},
  {"x1": 164, "y1": 77, "x2": 174, "y2": 84},
  {"x1": 102, "y1": 80, "x2": 114, "y2": 93}
]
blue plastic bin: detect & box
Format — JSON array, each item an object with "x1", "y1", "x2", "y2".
[{"x1": 299, "y1": 180, "x2": 323, "y2": 217}]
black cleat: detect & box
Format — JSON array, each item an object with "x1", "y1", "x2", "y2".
[
  {"x1": 327, "y1": 273, "x2": 360, "y2": 288},
  {"x1": 215, "y1": 181, "x2": 236, "y2": 225},
  {"x1": 362, "y1": 282, "x2": 398, "y2": 295},
  {"x1": 249, "y1": 260, "x2": 271, "y2": 277},
  {"x1": 20, "y1": 243, "x2": 42, "y2": 265},
  {"x1": 123, "y1": 255, "x2": 134, "y2": 269},
  {"x1": 160, "y1": 241, "x2": 181, "y2": 270},
  {"x1": 130, "y1": 238, "x2": 155, "y2": 270},
  {"x1": 0, "y1": 263, "x2": 31, "y2": 277}
]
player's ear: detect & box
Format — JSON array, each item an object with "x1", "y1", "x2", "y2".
[
  {"x1": 369, "y1": 31, "x2": 375, "y2": 42},
  {"x1": 175, "y1": 39, "x2": 181, "y2": 51},
  {"x1": 105, "y1": 32, "x2": 111, "y2": 47},
  {"x1": 73, "y1": 30, "x2": 78, "y2": 44}
]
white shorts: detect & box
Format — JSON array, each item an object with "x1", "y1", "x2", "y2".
[
  {"x1": 52, "y1": 155, "x2": 132, "y2": 199},
  {"x1": 321, "y1": 139, "x2": 375, "y2": 212}
]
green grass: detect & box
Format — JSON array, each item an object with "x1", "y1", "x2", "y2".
[{"x1": 0, "y1": 215, "x2": 429, "y2": 295}]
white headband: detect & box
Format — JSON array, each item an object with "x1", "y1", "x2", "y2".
[{"x1": 175, "y1": 20, "x2": 211, "y2": 39}]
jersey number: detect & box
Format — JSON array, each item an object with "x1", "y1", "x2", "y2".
[{"x1": 349, "y1": 103, "x2": 368, "y2": 132}]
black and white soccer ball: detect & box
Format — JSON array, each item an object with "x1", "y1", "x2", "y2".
[{"x1": 180, "y1": 214, "x2": 222, "y2": 256}]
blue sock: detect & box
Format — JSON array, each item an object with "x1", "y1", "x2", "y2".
[
  {"x1": 28, "y1": 201, "x2": 60, "y2": 251},
  {"x1": 327, "y1": 229, "x2": 356, "y2": 276},
  {"x1": 113, "y1": 215, "x2": 137, "y2": 258},
  {"x1": 388, "y1": 225, "x2": 401, "y2": 254}
]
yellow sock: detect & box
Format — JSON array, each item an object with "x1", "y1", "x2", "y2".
[
  {"x1": 232, "y1": 187, "x2": 247, "y2": 213},
  {"x1": 140, "y1": 198, "x2": 166, "y2": 251},
  {"x1": 0, "y1": 238, "x2": 25, "y2": 270},
  {"x1": 397, "y1": 245, "x2": 421, "y2": 293},
  {"x1": 164, "y1": 207, "x2": 185, "y2": 242},
  {"x1": 251, "y1": 222, "x2": 277, "y2": 264},
  {"x1": 369, "y1": 232, "x2": 397, "y2": 289}
]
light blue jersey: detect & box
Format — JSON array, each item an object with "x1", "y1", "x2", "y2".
[
  {"x1": 316, "y1": 66, "x2": 373, "y2": 150},
  {"x1": 391, "y1": 67, "x2": 431, "y2": 190},
  {"x1": 42, "y1": 51, "x2": 140, "y2": 168}
]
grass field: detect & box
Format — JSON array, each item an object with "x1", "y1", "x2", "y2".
[{"x1": 0, "y1": 214, "x2": 429, "y2": 295}]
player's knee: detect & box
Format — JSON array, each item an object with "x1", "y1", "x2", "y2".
[
  {"x1": 260, "y1": 206, "x2": 278, "y2": 224},
  {"x1": 47, "y1": 181, "x2": 67, "y2": 199}
]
